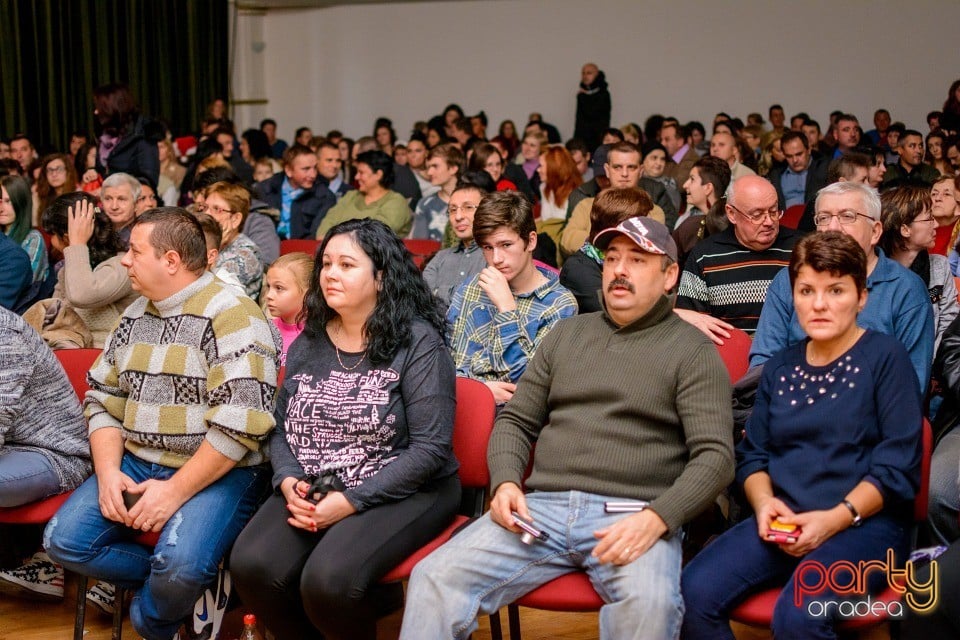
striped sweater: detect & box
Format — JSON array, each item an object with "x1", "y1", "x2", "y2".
[
  {"x1": 676, "y1": 226, "x2": 796, "y2": 333},
  {"x1": 85, "y1": 271, "x2": 280, "y2": 468}
]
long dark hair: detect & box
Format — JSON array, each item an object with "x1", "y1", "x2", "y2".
[
  {"x1": 41, "y1": 192, "x2": 123, "y2": 268},
  {"x1": 303, "y1": 219, "x2": 445, "y2": 364}
]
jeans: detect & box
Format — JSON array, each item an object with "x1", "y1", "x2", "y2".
[
  {"x1": 45, "y1": 453, "x2": 268, "y2": 640},
  {"x1": 0, "y1": 449, "x2": 62, "y2": 507},
  {"x1": 399, "y1": 490, "x2": 684, "y2": 640},
  {"x1": 681, "y1": 514, "x2": 909, "y2": 640}
]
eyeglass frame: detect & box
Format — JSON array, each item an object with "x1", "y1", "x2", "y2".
[
  {"x1": 813, "y1": 210, "x2": 875, "y2": 227},
  {"x1": 196, "y1": 203, "x2": 235, "y2": 216},
  {"x1": 728, "y1": 203, "x2": 784, "y2": 224},
  {"x1": 45, "y1": 164, "x2": 67, "y2": 174},
  {"x1": 448, "y1": 203, "x2": 479, "y2": 215}
]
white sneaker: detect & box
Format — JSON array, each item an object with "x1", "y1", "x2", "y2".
[
  {"x1": 86, "y1": 580, "x2": 117, "y2": 616},
  {"x1": 0, "y1": 551, "x2": 64, "y2": 601},
  {"x1": 183, "y1": 567, "x2": 231, "y2": 640}
]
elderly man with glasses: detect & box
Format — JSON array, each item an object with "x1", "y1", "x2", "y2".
[
  {"x1": 750, "y1": 181, "x2": 933, "y2": 394},
  {"x1": 676, "y1": 176, "x2": 797, "y2": 341}
]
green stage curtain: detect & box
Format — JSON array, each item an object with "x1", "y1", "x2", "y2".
[{"x1": 0, "y1": 0, "x2": 228, "y2": 152}]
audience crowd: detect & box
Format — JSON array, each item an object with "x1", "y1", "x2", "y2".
[{"x1": 3, "y1": 68, "x2": 960, "y2": 640}]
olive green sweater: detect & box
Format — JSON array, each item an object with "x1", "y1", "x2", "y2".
[{"x1": 488, "y1": 295, "x2": 734, "y2": 535}]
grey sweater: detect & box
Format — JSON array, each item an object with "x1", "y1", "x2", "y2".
[
  {"x1": 0, "y1": 307, "x2": 92, "y2": 493},
  {"x1": 489, "y1": 295, "x2": 734, "y2": 534}
]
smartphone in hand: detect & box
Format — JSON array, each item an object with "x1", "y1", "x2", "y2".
[{"x1": 766, "y1": 519, "x2": 800, "y2": 543}]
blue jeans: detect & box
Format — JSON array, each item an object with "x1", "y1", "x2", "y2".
[
  {"x1": 681, "y1": 514, "x2": 909, "y2": 640},
  {"x1": 0, "y1": 449, "x2": 62, "y2": 507},
  {"x1": 399, "y1": 490, "x2": 684, "y2": 640},
  {"x1": 45, "y1": 453, "x2": 268, "y2": 640}
]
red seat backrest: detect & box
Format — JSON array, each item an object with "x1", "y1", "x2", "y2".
[
  {"x1": 714, "y1": 328, "x2": 752, "y2": 383},
  {"x1": 54, "y1": 348, "x2": 103, "y2": 401},
  {"x1": 780, "y1": 204, "x2": 806, "y2": 230},
  {"x1": 452, "y1": 377, "x2": 497, "y2": 490}
]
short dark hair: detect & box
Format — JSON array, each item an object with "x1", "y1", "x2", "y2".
[
  {"x1": 769, "y1": 104, "x2": 784, "y2": 114},
  {"x1": 565, "y1": 138, "x2": 591, "y2": 156},
  {"x1": 193, "y1": 210, "x2": 222, "y2": 250},
  {"x1": 355, "y1": 150, "x2": 394, "y2": 188},
  {"x1": 452, "y1": 117, "x2": 472, "y2": 134},
  {"x1": 826, "y1": 152, "x2": 872, "y2": 183},
  {"x1": 471, "y1": 111, "x2": 488, "y2": 127},
  {"x1": 928, "y1": 111, "x2": 943, "y2": 124},
  {"x1": 780, "y1": 130, "x2": 809, "y2": 150},
  {"x1": 900, "y1": 129, "x2": 924, "y2": 145},
  {"x1": 455, "y1": 170, "x2": 495, "y2": 194},
  {"x1": 802, "y1": 119, "x2": 821, "y2": 133},
  {"x1": 788, "y1": 231, "x2": 867, "y2": 294},
  {"x1": 887, "y1": 122, "x2": 907, "y2": 137},
  {"x1": 602, "y1": 127, "x2": 625, "y2": 142},
  {"x1": 193, "y1": 166, "x2": 241, "y2": 191},
  {"x1": 686, "y1": 121, "x2": 706, "y2": 138},
  {"x1": 132, "y1": 207, "x2": 208, "y2": 274},
  {"x1": 472, "y1": 191, "x2": 535, "y2": 247},
  {"x1": 836, "y1": 113, "x2": 859, "y2": 126},
  {"x1": 259, "y1": 118, "x2": 277, "y2": 129},
  {"x1": 295, "y1": 126, "x2": 312, "y2": 139},
  {"x1": 660, "y1": 121, "x2": 688, "y2": 142}
]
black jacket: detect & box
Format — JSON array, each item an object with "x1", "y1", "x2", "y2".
[
  {"x1": 933, "y1": 315, "x2": 960, "y2": 444},
  {"x1": 559, "y1": 250, "x2": 602, "y2": 314},
  {"x1": 255, "y1": 172, "x2": 336, "y2": 240},
  {"x1": 96, "y1": 115, "x2": 160, "y2": 184},
  {"x1": 765, "y1": 155, "x2": 830, "y2": 211},
  {"x1": 574, "y1": 71, "x2": 611, "y2": 151}
]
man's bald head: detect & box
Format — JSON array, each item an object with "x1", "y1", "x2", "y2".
[
  {"x1": 581, "y1": 63, "x2": 600, "y2": 86},
  {"x1": 726, "y1": 176, "x2": 781, "y2": 251}
]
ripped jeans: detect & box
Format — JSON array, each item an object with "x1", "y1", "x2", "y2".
[{"x1": 45, "y1": 453, "x2": 268, "y2": 640}]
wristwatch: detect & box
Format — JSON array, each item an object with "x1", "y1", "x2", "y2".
[{"x1": 842, "y1": 500, "x2": 862, "y2": 527}]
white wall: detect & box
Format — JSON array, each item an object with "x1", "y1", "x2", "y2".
[{"x1": 244, "y1": 0, "x2": 960, "y2": 142}]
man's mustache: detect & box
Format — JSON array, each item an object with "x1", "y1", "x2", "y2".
[{"x1": 607, "y1": 278, "x2": 635, "y2": 293}]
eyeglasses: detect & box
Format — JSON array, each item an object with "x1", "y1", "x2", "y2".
[
  {"x1": 813, "y1": 210, "x2": 874, "y2": 226},
  {"x1": 448, "y1": 204, "x2": 479, "y2": 215},
  {"x1": 912, "y1": 216, "x2": 936, "y2": 224},
  {"x1": 197, "y1": 203, "x2": 234, "y2": 216},
  {"x1": 729, "y1": 204, "x2": 784, "y2": 223},
  {"x1": 46, "y1": 165, "x2": 66, "y2": 174}
]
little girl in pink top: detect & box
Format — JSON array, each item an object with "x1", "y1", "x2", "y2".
[{"x1": 264, "y1": 252, "x2": 314, "y2": 365}]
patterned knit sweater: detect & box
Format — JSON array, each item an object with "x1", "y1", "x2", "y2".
[
  {"x1": 0, "y1": 307, "x2": 92, "y2": 493},
  {"x1": 85, "y1": 271, "x2": 279, "y2": 468}
]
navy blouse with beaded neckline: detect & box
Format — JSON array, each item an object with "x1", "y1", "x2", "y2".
[{"x1": 737, "y1": 330, "x2": 922, "y2": 518}]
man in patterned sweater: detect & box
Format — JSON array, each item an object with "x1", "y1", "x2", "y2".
[
  {"x1": 47, "y1": 208, "x2": 279, "y2": 640},
  {"x1": 446, "y1": 191, "x2": 577, "y2": 405},
  {"x1": 675, "y1": 175, "x2": 796, "y2": 342}
]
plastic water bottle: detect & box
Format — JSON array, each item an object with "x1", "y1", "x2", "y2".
[{"x1": 240, "y1": 613, "x2": 265, "y2": 640}]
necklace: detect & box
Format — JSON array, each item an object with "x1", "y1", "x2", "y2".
[{"x1": 332, "y1": 320, "x2": 367, "y2": 371}]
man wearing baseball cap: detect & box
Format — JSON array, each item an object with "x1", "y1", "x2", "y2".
[{"x1": 400, "y1": 216, "x2": 734, "y2": 640}]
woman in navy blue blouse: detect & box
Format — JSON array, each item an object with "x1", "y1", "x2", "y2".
[{"x1": 682, "y1": 231, "x2": 923, "y2": 640}]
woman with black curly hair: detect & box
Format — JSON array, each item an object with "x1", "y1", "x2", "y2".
[
  {"x1": 231, "y1": 218, "x2": 460, "y2": 640},
  {"x1": 40, "y1": 192, "x2": 138, "y2": 348}
]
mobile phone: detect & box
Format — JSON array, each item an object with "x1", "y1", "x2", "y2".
[
  {"x1": 512, "y1": 512, "x2": 550, "y2": 545},
  {"x1": 766, "y1": 519, "x2": 800, "y2": 543},
  {"x1": 604, "y1": 501, "x2": 650, "y2": 513}
]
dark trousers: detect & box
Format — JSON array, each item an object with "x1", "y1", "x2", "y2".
[
  {"x1": 681, "y1": 514, "x2": 909, "y2": 640},
  {"x1": 230, "y1": 474, "x2": 460, "y2": 640},
  {"x1": 901, "y1": 539, "x2": 960, "y2": 639}
]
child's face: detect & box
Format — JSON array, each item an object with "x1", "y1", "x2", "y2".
[
  {"x1": 265, "y1": 266, "x2": 306, "y2": 324},
  {"x1": 253, "y1": 162, "x2": 274, "y2": 183}
]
